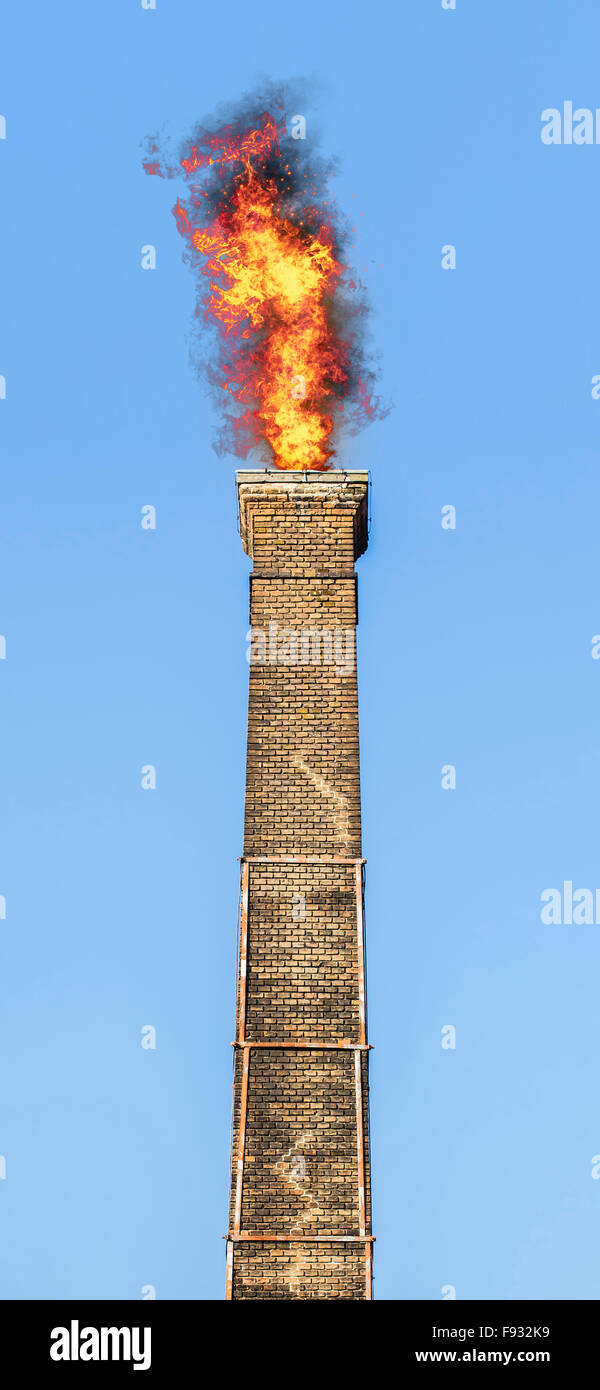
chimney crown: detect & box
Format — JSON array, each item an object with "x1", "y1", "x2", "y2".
[{"x1": 236, "y1": 469, "x2": 369, "y2": 570}]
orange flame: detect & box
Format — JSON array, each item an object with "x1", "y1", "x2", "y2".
[{"x1": 145, "y1": 108, "x2": 380, "y2": 470}]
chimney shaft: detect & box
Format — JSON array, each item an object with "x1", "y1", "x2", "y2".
[{"x1": 226, "y1": 470, "x2": 373, "y2": 1301}]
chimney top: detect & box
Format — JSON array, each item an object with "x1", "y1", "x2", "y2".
[
  {"x1": 236, "y1": 469, "x2": 370, "y2": 561},
  {"x1": 235, "y1": 468, "x2": 369, "y2": 483}
]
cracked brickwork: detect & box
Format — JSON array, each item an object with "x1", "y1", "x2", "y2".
[{"x1": 227, "y1": 471, "x2": 373, "y2": 1301}]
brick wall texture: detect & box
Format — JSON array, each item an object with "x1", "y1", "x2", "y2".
[{"x1": 227, "y1": 472, "x2": 373, "y2": 1301}]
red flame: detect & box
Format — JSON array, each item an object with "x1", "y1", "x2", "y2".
[{"x1": 145, "y1": 109, "x2": 379, "y2": 470}]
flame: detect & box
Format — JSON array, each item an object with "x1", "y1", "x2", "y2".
[{"x1": 144, "y1": 104, "x2": 381, "y2": 470}]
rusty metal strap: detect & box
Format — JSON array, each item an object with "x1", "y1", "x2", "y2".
[
  {"x1": 226, "y1": 1234, "x2": 375, "y2": 1243},
  {"x1": 232, "y1": 1040, "x2": 371, "y2": 1050},
  {"x1": 250, "y1": 572, "x2": 357, "y2": 578},
  {"x1": 240, "y1": 855, "x2": 366, "y2": 865}
]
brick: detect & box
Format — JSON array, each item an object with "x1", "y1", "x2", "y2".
[{"x1": 227, "y1": 471, "x2": 372, "y2": 1301}]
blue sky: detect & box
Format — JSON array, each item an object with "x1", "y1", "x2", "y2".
[{"x1": 2, "y1": 0, "x2": 600, "y2": 1300}]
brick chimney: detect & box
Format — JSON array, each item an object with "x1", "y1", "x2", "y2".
[{"x1": 226, "y1": 469, "x2": 373, "y2": 1301}]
